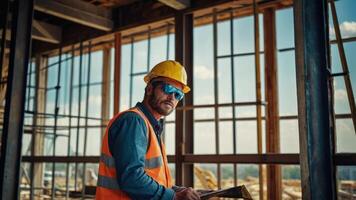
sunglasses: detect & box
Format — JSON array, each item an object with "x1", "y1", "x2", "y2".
[{"x1": 153, "y1": 82, "x2": 184, "y2": 101}]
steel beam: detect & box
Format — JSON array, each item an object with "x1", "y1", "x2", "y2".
[
  {"x1": 35, "y1": 0, "x2": 113, "y2": 31},
  {"x1": 158, "y1": 0, "x2": 190, "y2": 10},
  {"x1": 294, "y1": 0, "x2": 336, "y2": 199},
  {"x1": 183, "y1": 13, "x2": 194, "y2": 187},
  {"x1": 175, "y1": 11, "x2": 184, "y2": 186},
  {"x1": 114, "y1": 33, "x2": 121, "y2": 114},
  {"x1": 0, "y1": 0, "x2": 34, "y2": 199}
]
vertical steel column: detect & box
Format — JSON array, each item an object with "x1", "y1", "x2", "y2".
[
  {"x1": 52, "y1": 47, "x2": 62, "y2": 199},
  {"x1": 212, "y1": 9, "x2": 221, "y2": 189},
  {"x1": 229, "y1": 10, "x2": 238, "y2": 187},
  {"x1": 294, "y1": 0, "x2": 336, "y2": 199},
  {"x1": 264, "y1": 8, "x2": 281, "y2": 200},
  {"x1": 66, "y1": 44, "x2": 75, "y2": 199},
  {"x1": 0, "y1": 0, "x2": 34, "y2": 199},
  {"x1": 183, "y1": 13, "x2": 194, "y2": 187},
  {"x1": 175, "y1": 11, "x2": 185, "y2": 186},
  {"x1": 114, "y1": 33, "x2": 122, "y2": 114}
]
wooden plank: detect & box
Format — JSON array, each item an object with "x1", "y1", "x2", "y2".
[
  {"x1": 183, "y1": 13, "x2": 194, "y2": 187},
  {"x1": 101, "y1": 45, "x2": 111, "y2": 136},
  {"x1": 113, "y1": 33, "x2": 121, "y2": 114},
  {"x1": 31, "y1": 54, "x2": 47, "y2": 197},
  {"x1": 174, "y1": 11, "x2": 184, "y2": 186},
  {"x1": 158, "y1": 0, "x2": 190, "y2": 10},
  {"x1": 252, "y1": 0, "x2": 263, "y2": 199},
  {"x1": 34, "y1": 0, "x2": 113, "y2": 31},
  {"x1": 264, "y1": 8, "x2": 281, "y2": 200}
]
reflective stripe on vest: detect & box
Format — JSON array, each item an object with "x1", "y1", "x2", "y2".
[
  {"x1": 145, "y1": 156, "x2": 162, "y2": 169},
  {"x1": 100, "y1": 153, "x2": 116, "y2": 168},
  {"x1": 97, "y1": 175, "x2": 120, "y2": 190}
]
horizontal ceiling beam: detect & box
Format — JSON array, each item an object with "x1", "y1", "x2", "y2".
[
  {"x1": 157, "y1": 0, "x2": 190, "y2": 10},
  {"x1": 32, "y1": 20, "x2": 62, "y2": 44},
  {"x1": 1, "y1": 20, "x2": 61, "y2": 44},
  {"x1": 34, "y1": 0, "x2": 113, "y2": 31}
]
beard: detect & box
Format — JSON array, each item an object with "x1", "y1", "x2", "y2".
[{"x1": 148, "y1": 93, "x2": 174, "y2": 116}]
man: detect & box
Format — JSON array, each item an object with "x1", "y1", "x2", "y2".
[{"x1": 96, "y1": 60, "x2": 200, "y2": 200}]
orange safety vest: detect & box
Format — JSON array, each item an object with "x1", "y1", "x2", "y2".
[{"x1": 95, "y1": 107, "x2": 173, "y2": 200}]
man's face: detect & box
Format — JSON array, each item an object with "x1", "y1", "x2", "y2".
[{"x1": 148, "y1": 81, "x2": 183, "y2": 116}]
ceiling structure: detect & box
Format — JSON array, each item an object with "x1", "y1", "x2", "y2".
[{"x1": 1, "y1": 0, "x2": 293, "y2": 55}]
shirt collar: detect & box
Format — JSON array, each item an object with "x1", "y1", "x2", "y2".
[{"x1": 136, "y1": 102, "x2": 163, "y2": 137}]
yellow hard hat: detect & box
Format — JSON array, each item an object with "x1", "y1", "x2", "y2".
[{"x1": 144, "y1": 60, "x2": 191, "y2": 93}]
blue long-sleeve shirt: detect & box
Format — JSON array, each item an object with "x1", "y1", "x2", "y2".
[{"x1": 108, "y1": 102, "x2": 175, "y2": 200}]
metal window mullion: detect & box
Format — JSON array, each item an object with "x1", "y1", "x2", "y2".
[
  {"x1": 75, "y1": 41, "x2": 84, "y2": 190},
  {"x1": 82, "y1": 41, "x2": 92, "y2": 199},
  {"x1": 166, "y1": 24, "x2": 170, "y2": 60},
  {"x1": 229, "y1": 10, "x2": 238, "y2": 187},
  {"x1": 212, "y1": 9, "x2": 221, "y2": 189},
  {"x1": 65, "y1": 45, "x2": 75, "y2": 199},
  {"x1": 51, "y1": 47, "x2": 62, "y2": 199}
]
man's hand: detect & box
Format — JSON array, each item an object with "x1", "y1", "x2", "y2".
[{"x1": 174, "y1": 187, "x2": 200, "y2": 200}]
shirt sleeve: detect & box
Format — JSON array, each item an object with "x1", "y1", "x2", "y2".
[{"x1": 108, "y1": 112, "x2": 175, "y2": 200}]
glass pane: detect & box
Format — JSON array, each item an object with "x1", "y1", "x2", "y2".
[
  {"x1": 234, "y1": 16, "x2": 254, "y2": 54},
  {"x1": 131, "y1": 74, "x2": 145, "y2": 106},
  {"x1": 194, "y1": 122, "x2": 216, "y2": 154},
  {"x1": 90, "y1": 50, "x2": 103, "y2": 83},
  {"x1": 278, "y1": 50, "x2": 297, "y2": 116},
  {"x1": 280, "y1": 119, "x2": 300, "y2": 153},
  {"x1": 218, "y1": 58, "x2": 232, "y2": 104},
  {"x1": 194, "y1": 23, "x2": 215, "y2": 105},
  {"x1": 164, "y1": 123, "x2": 175, "y2": 155},
  {"x1": 336, "y1": 119, "x2": 356, "y2": 153},
  {"x1": 133, "y1": 40, "x2": 148, "y2": 73},
  {"x1": 234, "y1": 56, "x2": 256, "y2": 102},
  {"x1": 219, "y1": 121, "x2": 234, "y2": 154},
  {"x1": 236, "y1": 121, "x2": 257, "y2": 153},
  {"x1": 276, "y1": 8, "x2": 295, "y2": 49},
  {"x1": 217, "y1": 19, "x2": 231, "y2": 56}
]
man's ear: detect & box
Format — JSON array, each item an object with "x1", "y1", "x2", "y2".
[{"x1": 145, "y1": 83, "x2": 153, "y2": 95}]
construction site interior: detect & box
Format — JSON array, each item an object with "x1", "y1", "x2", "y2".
[{"x1": 0, "y1": 0, "x2": 356, "y2": 199}]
